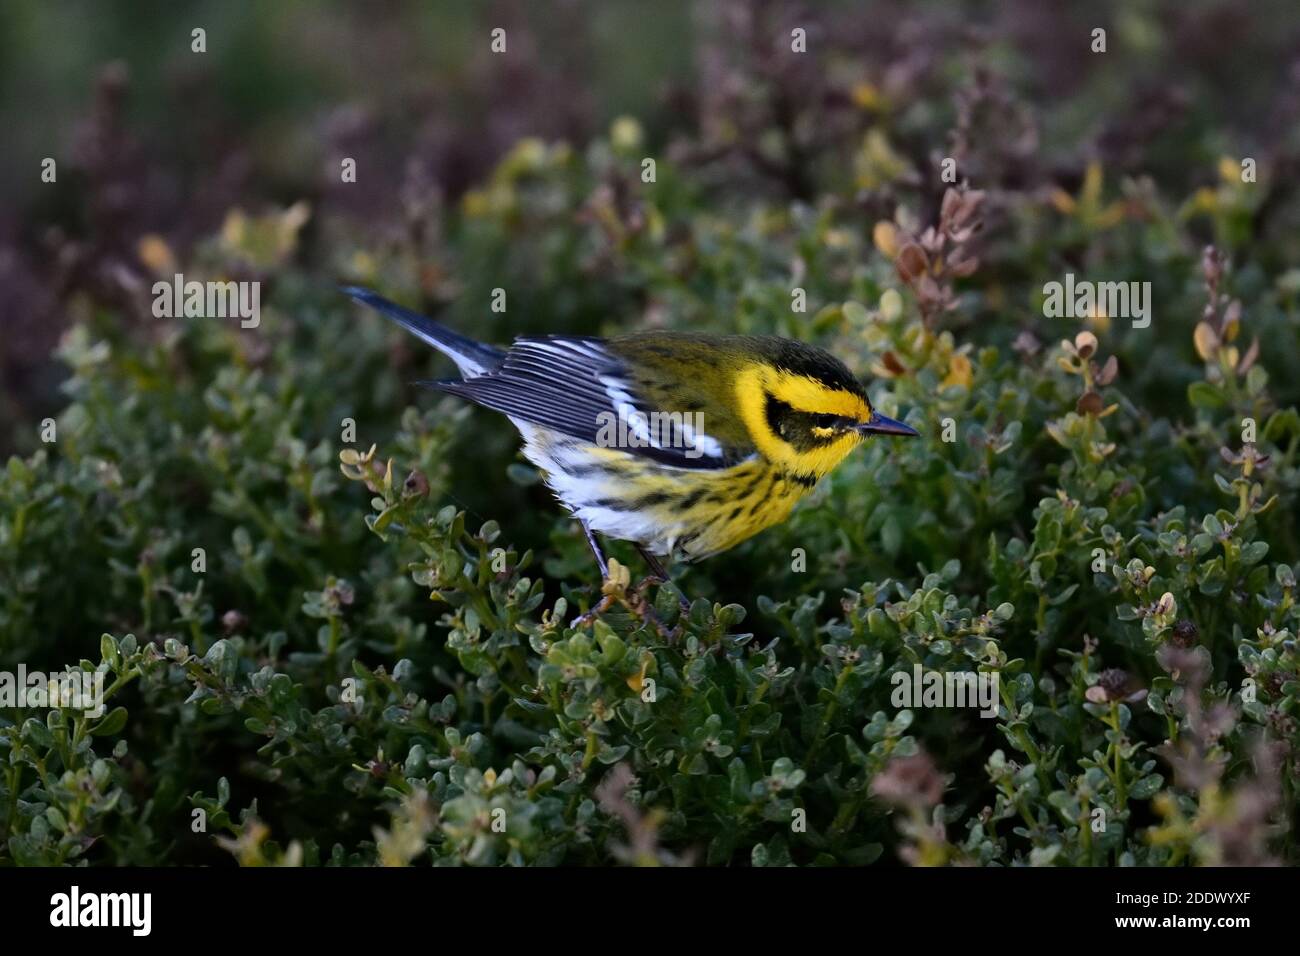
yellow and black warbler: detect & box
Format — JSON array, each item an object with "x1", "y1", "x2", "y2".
[{"x1": 345, "y1": 287, "x2": 918, "y2": 578}]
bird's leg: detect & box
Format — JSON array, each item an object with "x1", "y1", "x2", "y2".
[
  {"x1": 635, "y1": 543, "x2": 690, "y2": 615},
  {"x1": 582, "y1": 520, "x2": 610, "y2": 580},
  {"x1": 571, "y1": 521, "x2": 616, "y2": 628},
  {"x1": 635, "y1": 544, "x2": 670, "y2": 583}
]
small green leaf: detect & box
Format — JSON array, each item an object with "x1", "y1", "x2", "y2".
[
  {"x1": 21, "y1": 718, "x2": 55, "y2": 749},
  {"x1": 91, "y1": 707, "x2": 128, "y2": 737},
  {"x1": 1188, "y1": 381, "x2": 1226, "y2": 409},
  {"x1": 100, "y1": 633, "x2": 121, "y2": 671}
]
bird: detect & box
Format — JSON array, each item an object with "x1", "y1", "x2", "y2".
[{"x1": 343, "y1": 286, "x2": 919, "y2": 581}]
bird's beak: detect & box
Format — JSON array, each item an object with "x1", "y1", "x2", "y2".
[{"x1": 857, "y1": 411, "x2": 919, "y2": 437}]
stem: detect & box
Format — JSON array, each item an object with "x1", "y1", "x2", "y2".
[
  {"x1": 805, "y1": 666, "x2": 851, "y2": 766},
  {"x1": 1108, "y1": 702, "x2": 1127, "y2": 811}
]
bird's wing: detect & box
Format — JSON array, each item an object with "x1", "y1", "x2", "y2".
[{"x1": 425, "y1": 336, "x2": 742, "y2": 469}]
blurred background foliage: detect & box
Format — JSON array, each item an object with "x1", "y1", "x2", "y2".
[
  {"x1": 3, "y1": 0, "x2": 1300, "y2": 866},
  {"x1": 6, "y1": 0, "x2": 1300, "y2": 443}
]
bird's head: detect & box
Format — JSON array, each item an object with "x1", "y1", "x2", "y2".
[{"x1": 735, "y1": 341, "x2": 919, "y2": 482}]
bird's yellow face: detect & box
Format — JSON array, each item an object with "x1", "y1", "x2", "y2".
[{"x1": 734, "y1": 365, "x2": 876, "y2": 482}]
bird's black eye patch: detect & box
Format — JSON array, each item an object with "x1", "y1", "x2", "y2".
[
  {"x1": 764, "y1": 392, "x2": 792, "y2": 437},
  {"x1": 765, "y1": 393, "x2": 852, "y2": 449}
]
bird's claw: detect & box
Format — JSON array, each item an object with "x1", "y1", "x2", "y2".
[
  {"x1": 635, "y1": 574, "x2": 691, "y2": 615},
  {"x1": 570, "y1": 594, "x2": 616, "y2": 629},
  {"x1": 569, "y1": 575, "x2": 686, "y2": 639}
]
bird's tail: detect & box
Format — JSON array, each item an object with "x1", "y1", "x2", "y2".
[{"x1": 341, "y1": 286, "x2": 505, "y2": 378}]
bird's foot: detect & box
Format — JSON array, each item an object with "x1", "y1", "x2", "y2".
[
  {"x1": 568, "y1": 558, "x2": 682, "y2": 638},
  {"x1": 634, "y1": 573, "x2": 691, "y2": 616},
  {"x1": 569, "y1": 558, "x2": 633, "y2": 628},
  {"x1": 623, "y1": 585, "x2": 677, "y2": 641},
  {"x1": 633, "y1": 545, "x2": 690, "y2": 614},
  {"x1": 570, "y1": 594, "x2": 616, "y2": 630}
]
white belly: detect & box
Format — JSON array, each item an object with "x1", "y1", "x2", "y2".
[{"x1": 512, "y1": 420, "x2": 680, "y2": 554}]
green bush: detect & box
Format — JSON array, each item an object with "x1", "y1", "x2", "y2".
[{"x1": 4, "y1": 107, "x2": 1300, "y2": 866}]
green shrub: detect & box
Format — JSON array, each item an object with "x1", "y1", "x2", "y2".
[{"x1": 3, "y1": 109, "x2": 1299, "y2": 866}]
